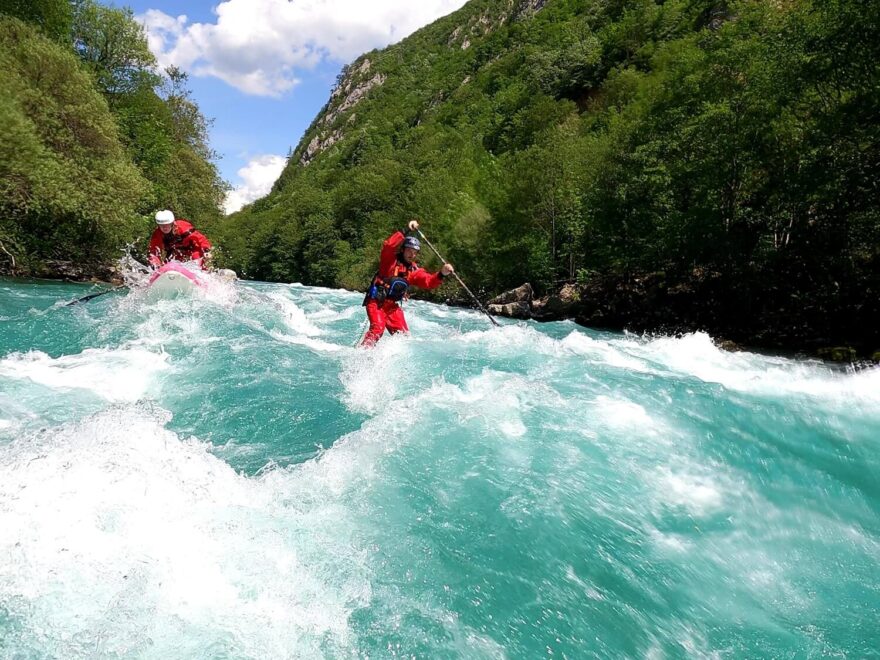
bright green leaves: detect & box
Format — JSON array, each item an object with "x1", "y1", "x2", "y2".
[
  {"x1": 0, "y1": 16, "x2": 147, "y2": 266},
  {"x1": 72, "y1": 0, "x2": 158, "y2": 96}
]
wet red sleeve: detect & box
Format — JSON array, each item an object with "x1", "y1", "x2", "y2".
[
  {"x1": 408, "y1": 267, "x2": 443, "y2": 290},
  {"x1": 378, "y1": 231, "x2": 405, "y2": 277},
  {"x1": 187, "y1": 230, "x2": 212, "y2": 254},
  {"x1": 148, "y1": 229, "x2": 164, "y2": 266}
]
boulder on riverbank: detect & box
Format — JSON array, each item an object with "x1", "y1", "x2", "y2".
[
  {"x1": 487, "y1": 283, "x2": 535, "y2": 319},
  {"x1": 817, "y1": 346, "x2": 857, "y2": 363},
  {"x1": 488, "y1": 283, "x2": 533, "y2": 306},
  {"x1": 716, "y1": 340, "x2": 744, "y2": 352},
  {"x1": 531, "y1": 283, "x2": 581, "y2": 318},
  {"x1": 487, "y1": 301, "x2": 531, "y2": 319},
  {"x1": 4, "y1": 259, "x2": 125, "y2": 285}
]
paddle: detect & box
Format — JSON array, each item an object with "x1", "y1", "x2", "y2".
[
  {"x1": 63, "y1": 254, "x2": 160, "y2": 306},
  {"x1": 415, "y1": 227, "x2": 500, "y2": 328},
  {"x1": 65, "y1": 285, "x2": 127, "y2": 307}
]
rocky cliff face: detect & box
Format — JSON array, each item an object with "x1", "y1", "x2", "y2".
[
  {"x1": 291, "y1": 0, "x2": 547, "y2": 168},
  {"x1": 299, "y1": 59, "x2": 387, "y2": 166}
]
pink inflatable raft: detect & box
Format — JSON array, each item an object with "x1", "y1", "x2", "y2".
[{"x1": 147, "y1": 262, "x2": 204, "y2": 298}]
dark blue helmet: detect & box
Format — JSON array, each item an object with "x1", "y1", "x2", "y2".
[{"x1": 403, "y1": 236, "x2": 421, "y2": 251}]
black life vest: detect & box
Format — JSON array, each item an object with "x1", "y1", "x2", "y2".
[
  {"x1": 163, "y1": 227, "x2": 195, "y2": 257},
  {"x1": 364, "y1": 258, "x2": 417, "y2": 305}
]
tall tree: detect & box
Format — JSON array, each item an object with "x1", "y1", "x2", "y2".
[{"x1": 71, "y1": 0, "x2": 157, "y2": 95}]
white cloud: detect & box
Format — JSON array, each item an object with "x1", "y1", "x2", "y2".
[
  {"x1": 224, "y1": 154, "x2": 287, "y2": 214},
  {"x1": 138, "y1": 0, "x2": 469, "y2": 97}
]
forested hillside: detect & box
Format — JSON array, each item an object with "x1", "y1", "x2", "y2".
[
  {"x1": 0, "y1": 0, "x2": 226, "y2": 277},
  {"x1": 213, "y1": 0, "x2": 879, "y2": 354}
]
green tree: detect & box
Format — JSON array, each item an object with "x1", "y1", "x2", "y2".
[
  {"x1": 156, "y1": 67, "x2": 227, "y2": 223},
  {"x1": 72, "y1": 0, "x2": 157, "y2": 95}
]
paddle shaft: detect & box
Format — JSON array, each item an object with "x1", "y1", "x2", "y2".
[
  {"x1": 65, "y1": 285, "x2": 126, "y2": 306},
  {"x1": 416, "y1": 229, "x2": 500, "y2": 327}
]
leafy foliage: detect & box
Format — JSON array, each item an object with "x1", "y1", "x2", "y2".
[
  {"x1": 0, "y1": 14, "x2": 146, "y2": 267},
  {"x1": 0, "y1": 2, "x2": 226, "y2": 274},
  {"x1": 0, "y1": 0, "x2": 71, "y2": 41}
]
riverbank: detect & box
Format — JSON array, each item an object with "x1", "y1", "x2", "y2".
[
  {"x1": 0, "y1": 259, "x2": 123, "y2": 285},
  {"x1": 480, "y1": 271, "x2": 880, "y2": 364}
]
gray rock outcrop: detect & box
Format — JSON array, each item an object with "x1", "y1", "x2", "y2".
[
  {"x1": 531, "y1": 283, "x2": 580, "y2": 318},
  {"x1": 488, "y1": 283, "x2": 533, "y2": 306},
  {"x1": 487, "y1": 301, "x2": 531, "y2": 319}
]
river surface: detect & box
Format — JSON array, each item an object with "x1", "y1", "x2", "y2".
[{"x1": 1, "y1": 275, "x2": 878, "y2": 658}]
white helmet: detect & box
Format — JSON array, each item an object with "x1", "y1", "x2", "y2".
[{"x1": 155, "y1": 209, "x2": 175, "y2": 225}]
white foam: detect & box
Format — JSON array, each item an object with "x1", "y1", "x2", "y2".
[
  {"x1": 262, "y1": 292, "x2": 323, "y2": 336},
  {"x1": 269, "y1": 331, "x2": 344, "y2": 353},
  {"x1": 321, "y1": 370, "x2": 545, "y2": 511},
  {"x1": 591, "y1": 395, "x2": 656, "y2": 432},
  {"x1": 0, "y1": 405, "x2": 370, "y2": 656},
  {"x1": 498, "y1": 418, "x2": 527, "y2": 438},
  {"x1": 653, "y1": 467, "x2": 724, "y2": 516},
  {"x1": 648, "y1": 528, "x2": 693, "y2": 553},
  {"x1": 196, "y1": 269, "x2": 241, "y2": 306},
  {"x1": 339, "y1": 334, "x2": 414, "y2": 414},
  {"x1": 306, "y1": 305, "x2": 360, "y2": 322},
  {"x1": 561, "y1": 331, "x2": 651, "y2": 372},
  {"x1": 629, "y1": 332, "x2": 880, "y2": 408},
  {"x1": 0, "y1": 347, "x2": 169, "y2": 402},
  {"x1": 453, "y1": 323, "x2": 560, "y2": 356},
  {"x1": 126, "y1": 306, "x2": 215, "y2": 348}
]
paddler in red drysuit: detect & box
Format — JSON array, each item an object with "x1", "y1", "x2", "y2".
[
  {"x1": 148, "y1": 209, "x2": 213, "y2": 269},
  {"x1": 360, "y1": 220, "x2": 454, "y2": 347}
]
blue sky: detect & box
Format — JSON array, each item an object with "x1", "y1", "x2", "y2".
[{"x1": 126, "y1": 0, "x2": 468, "y2": 213}]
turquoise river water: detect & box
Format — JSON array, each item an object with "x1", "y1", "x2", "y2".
[{"x1": 0, "y1": 274, "x2": 878, "y2": 659}]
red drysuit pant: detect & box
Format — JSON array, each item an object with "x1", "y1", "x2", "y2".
[{"x1": 362, "y1": 299, "x2": 408, "y2": 347}]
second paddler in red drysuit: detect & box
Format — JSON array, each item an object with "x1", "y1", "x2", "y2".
[
  {"x1": 360, "y1": 220, "x2": 454, "y2": 347},
  {"x1": 148, "y1": 209, "x2": 213, "y2": 269}
]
